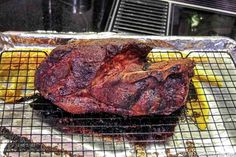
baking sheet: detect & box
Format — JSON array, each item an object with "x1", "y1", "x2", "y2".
[{"x1": 0, "y1": 32, "x2": 236, "y2": 157}]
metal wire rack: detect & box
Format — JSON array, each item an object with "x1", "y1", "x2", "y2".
[{"x1": 0, "y1": 49, "x2": 236, "y2": 157}]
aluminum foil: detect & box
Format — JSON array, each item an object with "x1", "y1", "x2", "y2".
[{"x1": 0, "y1": 32, "x2": 236, "y2": 157}]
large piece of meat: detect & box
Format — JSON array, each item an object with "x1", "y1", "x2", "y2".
[{"x1": 35, "y1": 39, "x2": 195, "y2": 116}]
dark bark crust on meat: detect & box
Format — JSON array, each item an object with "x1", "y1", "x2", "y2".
[{"x1": 35, "y1": 39, "x2": 195, "y2": 116}]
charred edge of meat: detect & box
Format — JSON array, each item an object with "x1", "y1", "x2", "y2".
[{"x1": 30, "y1": 97, "x2": 184, "y2": 142}]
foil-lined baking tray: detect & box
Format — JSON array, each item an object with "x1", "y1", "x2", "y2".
[{"x1": 0, "y1": 32, "x2": 236, "y2": 157}]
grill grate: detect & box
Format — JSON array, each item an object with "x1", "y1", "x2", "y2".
[
  {"x1": 0, "y1": 50, "x2": 236, "y2": 156},
  {"x1": 108, "y1": 0, "x2": 168, "y2": 35}
]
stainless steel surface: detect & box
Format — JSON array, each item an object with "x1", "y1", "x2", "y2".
[
  {"x1": 0, "y1": 32, "x2": 236, "y2": 156},
  {"x1": 108, "y1": 0, "x2": 168, "y2": 35},
  {"x1": 165, "y1": 0, "x2": 236, "y2": 16},
  {"x1": 166, "y1": 2, "x2": 171, "y2": 36},
  {"x1": 107, "y1": 0, "x2": 236, "y2": 38}
]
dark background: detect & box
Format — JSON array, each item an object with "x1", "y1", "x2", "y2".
[
  {"x1": 0, "y1": 0, "x2": 113, "y2": 32},
  {"x1": 1, "y1": 0, "x2": 236, "y2": 40}
]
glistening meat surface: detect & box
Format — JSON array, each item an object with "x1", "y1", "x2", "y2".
[{"x1": 35, "y1": 39, "x2": 195, "y2": 116}]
